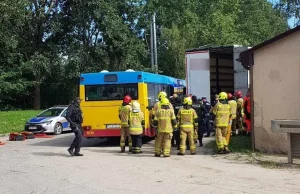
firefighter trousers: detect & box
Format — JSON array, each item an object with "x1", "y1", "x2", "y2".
[
  {"x1": 179, "y1": 129, "x2": 196, "y2": 154},
  {"x1": 120, "y1": 127, "x2": 132, "y2": 150},
  {"x1": 131, "y1": 134, "x2": 142, "y2": 153},
  {"x1": 236, "y1": 117, "x2": 244, "y2": 133},
  {"x1": 216, "y1": 127, "x2": 228, "y2": 149},
  {"x1": 155, "y1": 132, "x2": 173, "y2": 157}
]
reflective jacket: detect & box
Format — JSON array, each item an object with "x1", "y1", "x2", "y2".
[
  {"x1": 212, "y1": 101, "x2": 230, "y2": 127},
  {"x1": 177, "y1": 108, "x2": 198, "y2": 130},
  {"x1": 118, "y1": 104, "x2": 132, "y2": 127},
  {"x1": 129, "y1": 111, "x2": 144, "y2": 135},
  {"x1": 236, "y1": 98, "x2": 244, "y2": 118},
  {"x1": 152, "y1": 108, "x2": 177, "y2": 133},
  {"x1": 228, "y1": 100, "x2": 237, "y2": 119},
  {"x1": 152, "y1": 101, "x2": 174, "y2": 115}
]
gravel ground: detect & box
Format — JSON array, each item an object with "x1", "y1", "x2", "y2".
[{"x1": 1, "y1": 133, "x2": 300, "y2": 194}]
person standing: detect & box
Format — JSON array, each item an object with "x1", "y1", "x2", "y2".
[
  {"x1": 191, "y1": 95, "x2": 207, "y2": 147},
  {"x1": 212, "y1": 92, "x2": 231, "y2": 154},
  {"x1": 177, "y1": 97, "x2": 198, "y2": 155},
  {"x1": 66, "y1": 97, "x2": 84, "y2": 156},
  {"x1": 171, "y1": 94, "x2": 181, "y2": 149},
  {"x1": 243, "y1": 89, "x2": 251, "y2": 134},
  {"x1": 201, "y1": 97, "x2": 212, "y2": 137},
  {"x1": 152, "y1": 98, "x2": 177, "y2": 157},
  {"x1": 226, "y1": 93, "x2": 237, "y2": 145},
  {"x1": 235, "y1": 91, "x2": 244, "y2": 135},
  {"x1": 129, "y1": 101, "x2": 145, "y2": 154},
  {"x1": 118, "y1": 95, "x2": 133, "y2": 152}
]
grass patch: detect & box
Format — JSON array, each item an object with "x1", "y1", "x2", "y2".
[
  {"x1": 0, "y1": 110, "x2": 41, "y2": 134},
  {"x1": 256, "y1": 160, "x2": 285, "y2": 169},
  {"x1": 205, "y1": 135, "x2": 252, "y2": 153},
  {"x1": 229, "y1": 135, "x2": 252, "y2": 153}
]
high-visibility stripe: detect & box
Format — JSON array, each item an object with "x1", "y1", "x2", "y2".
[{"x1": 180, "y1": 125, "x2": 194, "y2": 128}]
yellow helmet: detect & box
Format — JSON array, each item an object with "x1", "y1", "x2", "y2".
[
  {"x1": 218, "y1": 92, "x2": 228, "y2": 100},
  {"x1": 160, "y1": 98, "x2": 170, "y2": 106},
  {"x1": 158, "y1": 91, "x2": 167, "y2": 100},
  {"x1": 132, "y1": 101, "x2": 140, "y2": 110},
  {"x1": 183, "y1": 97, "x2": 192, "y2": 105}
]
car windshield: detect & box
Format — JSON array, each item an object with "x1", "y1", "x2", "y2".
[{"x1": 37, "y1": 108, "x2": 64, "y2": 117}]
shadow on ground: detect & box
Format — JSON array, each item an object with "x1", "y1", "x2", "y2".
[
  {"x1": 30, "y1": 134, "x2": 154, "y2": 148},
  {"x1": 31, "y1": 151, "x2": 71, "y2": 157}
]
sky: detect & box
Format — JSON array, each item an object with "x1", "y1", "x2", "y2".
[{"x1": 268, "y1": 0, "x2": 298, "y2": 27}]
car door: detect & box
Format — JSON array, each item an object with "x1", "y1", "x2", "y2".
[{"x1": 60, "y1": 109, "x2": 71, "y2": 131}]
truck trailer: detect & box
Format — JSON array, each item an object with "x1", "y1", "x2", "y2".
[{"x1": 185, "y1": 45, "x2": 250, "y2": 102}]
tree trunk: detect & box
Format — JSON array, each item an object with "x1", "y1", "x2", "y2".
[{"x1": 33, "y1": 78, "x2": 41, "y2": 110}]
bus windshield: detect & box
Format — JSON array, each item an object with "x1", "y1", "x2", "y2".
[{"x1": 85, "y1": 84, "x2": 138, "y2": 101}]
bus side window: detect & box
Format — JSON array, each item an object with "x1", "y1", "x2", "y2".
[{"x1": 147, "y1": 83, "x2": 155, "y2": 107}]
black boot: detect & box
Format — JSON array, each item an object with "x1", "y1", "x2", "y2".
[{"x1": 120, "y1": 146, "x2": 125, "y2": 153}]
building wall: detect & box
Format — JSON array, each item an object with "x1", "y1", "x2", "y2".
[{"x1": 253, "y1": 30, "x2": 300, "y2": 153}]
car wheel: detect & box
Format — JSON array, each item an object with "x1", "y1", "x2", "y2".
[{"x1": 54, "y1": 123, "x2": 63, "y2": 135}]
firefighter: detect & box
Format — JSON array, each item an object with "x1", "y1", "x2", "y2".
[
  {"x1": 66, "y1": 97, "x2": 84, "y2": 156},
  {"x1": 118, "y1": 95, "x2": 133, "y2": 153},
  {"x1": 212, "y1": 92, "x2": 231, "y2": 154},
  {"x1": 235, "y1": 90, "x2": 244, "y2": 135},
  {"x1": 152, "y1": 91, "x2": 173, "y2": 152},
  {"x1": 244, "y1": 89, "x2": 251, "y2": 134},
  {"x1": 226, "y1": 93, "x2": 237, "y2": 145},
  {"x1": 128, "y1": 101, "x2": 145, "y2": 154},
  {"x1": 152, "y1": 98, "x2": 177, "y2": 157},
  {"x1": 177, "y1": 97, "x2": 198, "y2": 155},
  {"x1": 191, "y1": 95, "x2": 207, "y2": 147}
]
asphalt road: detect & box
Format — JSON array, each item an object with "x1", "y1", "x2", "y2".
[{"x1": 0, "y1": 133, "x2": 300, "y2": 194}]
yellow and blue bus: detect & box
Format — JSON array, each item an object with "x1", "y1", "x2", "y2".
[{"x1": 79, "y1": 70, "x2": 186, "y2": 139}]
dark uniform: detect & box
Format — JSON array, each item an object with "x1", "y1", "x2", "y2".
[
  {"x1": 202, "y1": 99, "x2": 212, "y2": 137},
  {"x1": 171, "y1": 97, "x2": 182, "y2": 149},
  {"x1": 66, "y1": 97, "x2": 84, "y2": 156},
  {"x1": 192, "y1": 96, "x2": 208, "y2": 147}
]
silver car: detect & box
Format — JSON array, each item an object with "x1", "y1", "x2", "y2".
[{"x1": 25, "y1": 106, "x2": 72, "y2": 135}]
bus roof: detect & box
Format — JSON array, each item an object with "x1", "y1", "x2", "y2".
[{"x1": 80, "y1": 71, "x2": 186, "y2": 87}]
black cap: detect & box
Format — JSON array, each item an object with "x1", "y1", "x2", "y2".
[{"x1": 192, "y1": 95, "x2": 197, "y2": 102}]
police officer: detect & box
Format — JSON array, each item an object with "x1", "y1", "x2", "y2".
[
  {"x1": 152, "y1": 98, "x2": 177, "y2": 157},
  {"x1": 66, "y1": 97, "x2": 84, "y2": 156},
  {"x1": 201, "y1": 97, "x2": 212, "y2": 137},
  {"x1": 171, "y1": 94, "x2": 182, "y2": 149},
  {"x1": 192, "y1": 95, "x2": 207, "y2": 147},
  {"x1": 212, "y1": 92, "x2": 231, "y2": 154}
]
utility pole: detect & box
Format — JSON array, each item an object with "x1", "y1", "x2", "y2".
[
  {"x1": 150, "y1": 16, "x2": 154, "y2": 71},
  {"x1": 153, "y1": 12, "x2": 158, "y2": 74},
  {"x1": 150, "y1": 12, "x2": 158, "y2": 74}
]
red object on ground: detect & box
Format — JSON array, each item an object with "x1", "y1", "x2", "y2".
[
  {"x1": 0, "y1": 141, "x2": 6, "y2": 145},
  {"x1": 9, "y1": 133, "x2": 26, "y2": 141},
  {"x1": 21, "y1": 132, "x2": 35, "y2": 139},
  {"x1": 34, "y1": 134, "x2": 54, "y2": 138}
]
